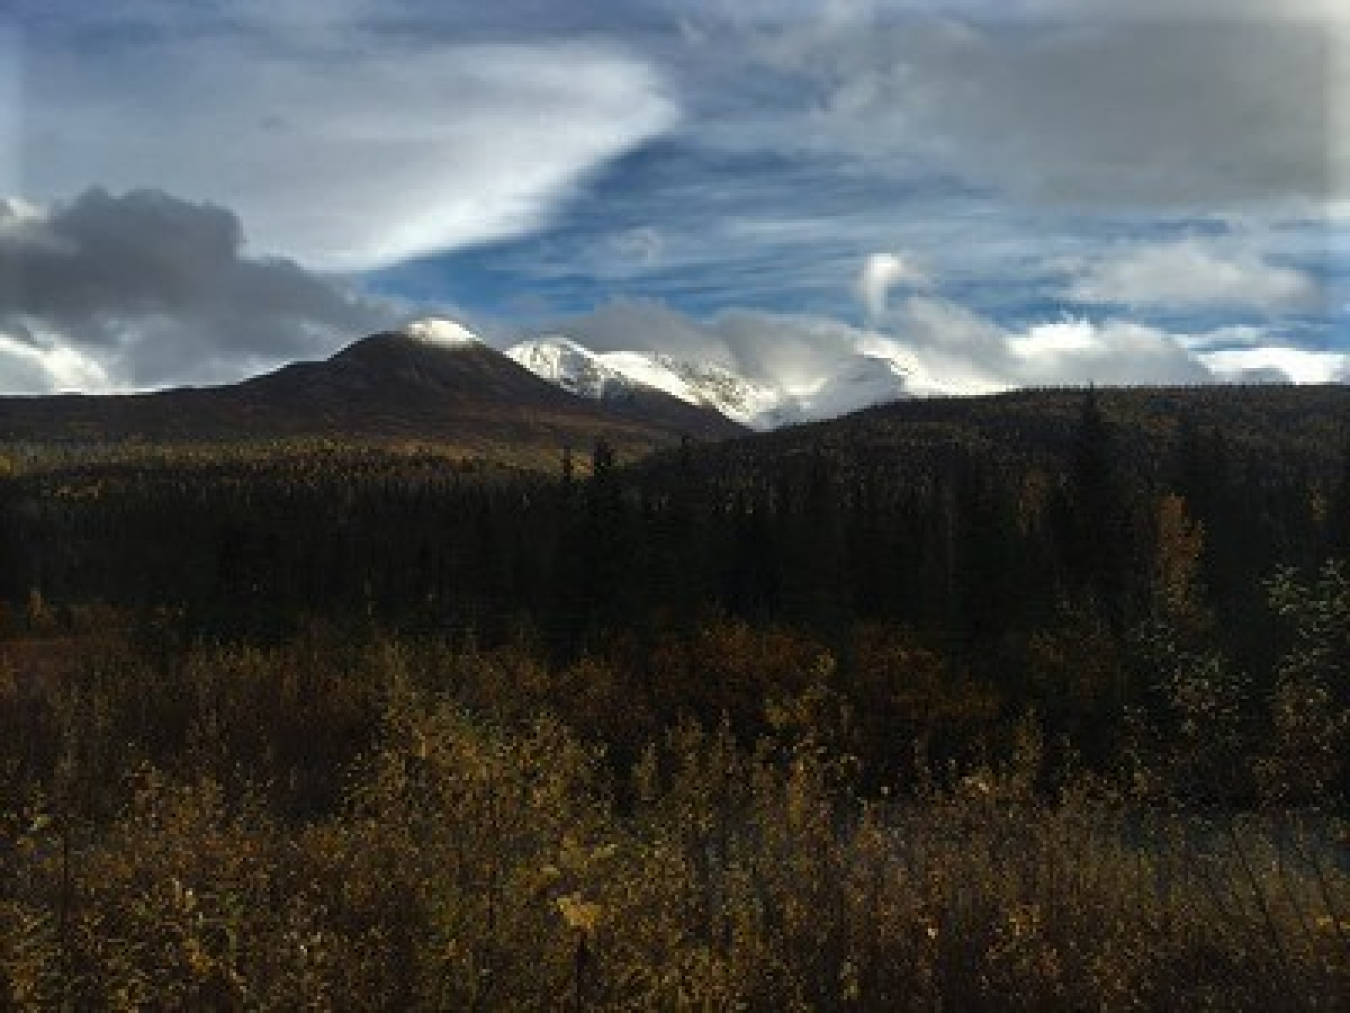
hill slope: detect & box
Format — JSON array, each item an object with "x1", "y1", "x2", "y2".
[
  {"x1": 658, "y1": 383, "x2": 1350, "y2": 482},
  {"x1": 0, "y1": 321, "x2": 745, "y2": 460},
  {"x1": 506, "y1": 336, "x2": 798, "y2": 429},
  {"x1": 506, "y1": 335, "x2": 927, "y2": 429}
]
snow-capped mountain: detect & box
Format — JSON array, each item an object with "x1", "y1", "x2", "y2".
[
  {"x1": 0, "y1": 319, "x2": 749, "y2": 449},
  {"x1": 640, "y1": 354, "x2": 794, "y2": 429},
  {"x1": 503, "y1": 336, "x2": 625, "y2": 400},
  {"x1": 506, "y1": 336, "x2": 914, "y2": 429},
  {"x1": 402, "y1": 316, "x2": 484, "y2": 348},
  {"x1": 506, "y1": 337, "x2": 794, "y2": 430},
  {"x1": 794, "y1": 354, "x2": 912, "y2": 421}
]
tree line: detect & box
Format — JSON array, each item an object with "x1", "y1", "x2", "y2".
[{"x1": 1, "y1": 390, "x2": 1346, "y2": 797}]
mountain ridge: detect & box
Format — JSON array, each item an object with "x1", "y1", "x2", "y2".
[
  {"x1": 0, "y1": 320, "x2": 746, "y2": 458},
  {"x1": 505, "y1": 335, "x2": 916, "y2": 429},
  {"x1": 506, "y1": 336, "x2": 792, "y2": 429}
]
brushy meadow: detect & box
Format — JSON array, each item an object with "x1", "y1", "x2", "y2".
[
  {"x1": 2, "y1": 630, "x2": 1346, "y2": 1010},
  {"x1": 2, "y1": 397, "x2": 1348, "y2": 1008}
]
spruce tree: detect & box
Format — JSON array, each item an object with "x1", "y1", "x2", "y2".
[
  {"x1": 1065, "y1": 388, "x2": 1129, "y2": 630},
  {"x1": 1329, "y1": 441, "x2": 1350, "y2": 560}
]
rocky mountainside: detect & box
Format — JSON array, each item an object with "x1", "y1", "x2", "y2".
[
  {"x1": 506, "y1": 336, "x2": 915, "y2": 430},
  {"x1": 0, "y1": 319, "x2": 745, "y2": 458}
]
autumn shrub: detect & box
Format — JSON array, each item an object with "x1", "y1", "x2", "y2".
[
  {"x1": 2, "y1": 625, "x2": 1348, "y2": 1008},
  {"x1": 1259, "y1": 561, "x2": 1350, "y2": 802}
]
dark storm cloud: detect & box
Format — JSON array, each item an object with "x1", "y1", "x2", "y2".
[{"x1": 0, "y1": 189, "x2": 397, "y2": 390}]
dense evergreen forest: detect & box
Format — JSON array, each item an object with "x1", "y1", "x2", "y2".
[
  {"x1": 2, "y1": 385, "x2": 1348, "y2": 1007},
  {"x1": 5, "y1": 387, "x2": 1348, "y2": 787}
]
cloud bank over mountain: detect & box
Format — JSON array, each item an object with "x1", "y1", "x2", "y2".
[
  {"x1": 554, "y1": 294, "x2": 1338, "y2": 404},
  {"x1": 0, "y1": 0, "x2": 1342, "y2": 398}
]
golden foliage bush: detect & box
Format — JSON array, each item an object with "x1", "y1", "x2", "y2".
[{"x1": 1, "y1": 632, "x2": 1347, "y2": 1009}]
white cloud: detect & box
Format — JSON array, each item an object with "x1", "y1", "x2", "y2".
[
  {"x1": 15, "y1": 30, "x2": 676, "y2": 270},
  {"x1": 550, "y1": 298, "x2": 733, "y2": 367},
  {"x1": 0, "y1": 189, "x2": 400, "y2": 391},
  {"x1": 860, "y1": 296, "x2": 1010, "y2": 393},
  {"x1": 1065, "y1": 238, "x2": 1320, "y2": 311},
  {"x1": 1201, "y1": 346, "x2": 1349, "y2": 384},
  {"x1": 558, "y1": 295, "x2": 1245, "y2": 400},
  {"x1": 878, "y1": 296, "x2": 1217, "y2": 388},
  {"x1": 1010, "y1": 317, "x2": 1214, "y2": 386},
  {"x1": 0, "y1": 327, "x2": 110, "y2": 392},
  {"x1": 1175, "y1": 325, "x2": 1289, "y2": 353},
  {"x1": 712, "y1": 309, "x2": 875, "y2": 389},
  {"x1": 794, "y1": 352, "x2": 912, "y2": 418},
  {"x1": 671, "y1": 293, "x2": 1338, "y2": 394},
  {"x1": 857, "y1": 252, "x2": 926, "y2": 319},
  {"x1": 876, "y1": 296, "x2": 1349, "y2": 389}
]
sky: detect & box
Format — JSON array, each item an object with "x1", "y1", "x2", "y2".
[{"x1": 0, "y1": 0, "x2": 1346, "y2": 397}]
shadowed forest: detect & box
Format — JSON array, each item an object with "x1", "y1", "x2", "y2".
[{"x1": 2, "y1": 387, "x2": 1348, "y2": 1008}]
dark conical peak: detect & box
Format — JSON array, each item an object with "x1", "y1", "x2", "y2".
[
  {"x1": 397, "y1": 317, "x2": 485, "y2": 347},
  {"x1": 0, "y1": 316, "x2": 746, "y2": 447},
  {"x1": 333, "y1": 317, "x2": 486, "y2": 362},
  {"x1": 318, "y1": 318, "x2": 604, "y2": 407},
  {"x1": 328, "y1": 318, "x2": 509, "y2": 385}
]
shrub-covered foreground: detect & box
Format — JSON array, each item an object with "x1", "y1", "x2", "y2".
[{"x1": 2, "y1": 637, "x2": 1347, "y2": 1010}]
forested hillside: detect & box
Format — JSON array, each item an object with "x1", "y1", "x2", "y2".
[{"x1": 1, "y1": 385, "x2": 1347, "y2": 1007}]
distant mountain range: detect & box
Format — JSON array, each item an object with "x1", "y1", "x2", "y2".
[
  {"x1": 504, "y1": 335, "x2": 916, "y2": 430},
  {"x1": 0, "y1": 318, "x2": 940, "y2": 459},
  {"x1": 0, "y1": 319, "x2": 745, "y2": 459},
  {"x1": 7, "y1": 319, "x2": 1345, "y2": 471},
  {"x1": 505, "y1": 336, "x2": 795, "y2": 429}
]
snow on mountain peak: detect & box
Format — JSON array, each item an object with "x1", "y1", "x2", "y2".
[
  {"x1": 505, "y1": 337, "x2": 791, "y2": 428},
  {"x1": 403, "y1": 317, "x2": 483, "y2": 347},
  {"x1": 505, "y1": 334, "x2": 917, "y2": 429},
  {"x1": 505, "y1": 336, "x2": 619, "y2": 398},
  {"x1": 799, "y1": 354, "x2": 910, "y2": 420}
]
